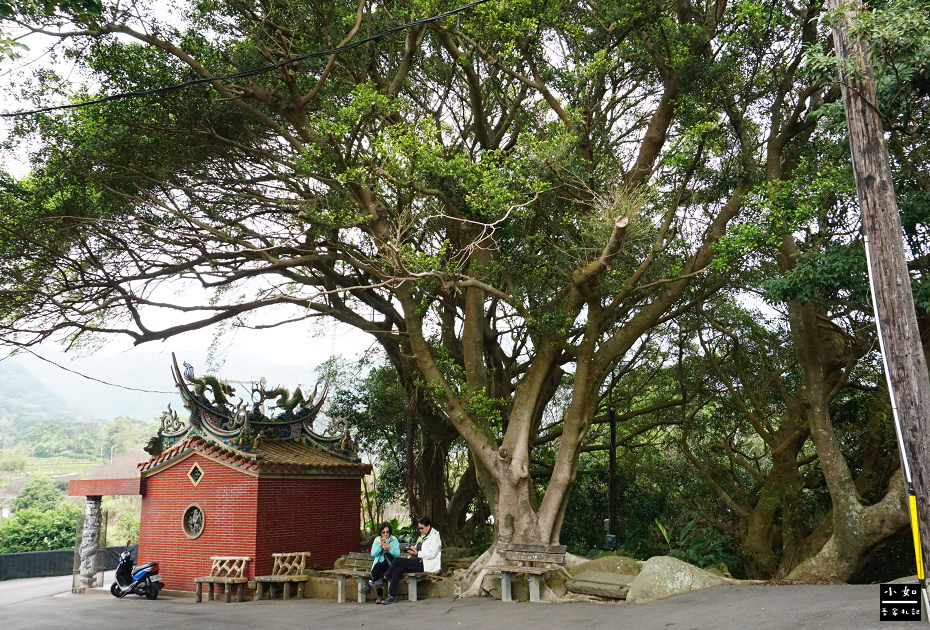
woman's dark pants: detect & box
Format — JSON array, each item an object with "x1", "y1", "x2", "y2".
[
  {"x1": 370, "y1": 559, "x2": 391, "y2": 598},
  {"x1": 383, "y1": 556, "x2": 424, "y2": 598}
]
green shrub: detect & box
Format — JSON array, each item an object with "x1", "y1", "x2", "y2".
[
  {"x1": 0, "y1": 450, "x2": 27, "y2": 473},
  {"x1": 0, "y1": 504, "x2": 81, "y2": 552},
  {"x1": 11, "y1": 476, "x2": 64, "y2": 513}
]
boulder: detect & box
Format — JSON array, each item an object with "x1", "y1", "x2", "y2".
[
  {"x1": 568, "y1": 555, "x2": 641, "y2": 577},
  {"x1": 565, "y1": 570, "x2": 634, "y2": 599},
  {"x1": 564, "y1": 553, "x2": 589, "y2": 570},
  {"x1": 626, "y1": 556, "x2": 727, "y2": 604}
]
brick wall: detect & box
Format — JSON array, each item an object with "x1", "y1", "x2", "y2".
[
  {"x1": 254, "y1": 477, "x2": 362, "y2": 575},
  {"x1": 139, "y1": 451, "x2": 363, "y2": 592},
  {"x1": 138, "y1": 453, "x2": 259, "y2": 592},
  {"x1": 68, "y1": 478, "x2": 143, "y2": 497}
]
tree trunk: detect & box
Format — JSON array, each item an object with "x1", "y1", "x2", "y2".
[
  {"x1": 785, "y1": 301, "x2": 909, "y2": 581},
  {"x1": 787, "y1": 470, "x2": 908, "y2": 582}
]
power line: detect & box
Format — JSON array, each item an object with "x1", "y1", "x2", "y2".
[
  {"x1": 12, "y1": 347, "x2": 175, "y2": 394},
  {"x1": 1, "y1": 0, "x2": 492, "y2": 118}
]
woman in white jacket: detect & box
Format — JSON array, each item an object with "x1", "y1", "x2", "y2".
[{"x1": 375, "y1": 516, "x2": 441, "y2": 605}]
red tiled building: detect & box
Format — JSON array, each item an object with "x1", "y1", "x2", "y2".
[
  {"x1": 71, "y1": 355, "x2": 370, "y2": 594},
  {"x1": 137, "y1": 435, "x2": 369, "y2": 592}
]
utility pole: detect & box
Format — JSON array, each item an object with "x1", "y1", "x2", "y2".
[
  {"x1": 827, "y1": 0, "x2": 930, "y2": 607},
  {"x1": 608, "y1": 406, "x2": 617, "y2": 544}
]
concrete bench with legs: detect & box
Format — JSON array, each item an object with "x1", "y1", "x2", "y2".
[
  {"x1": 253, "y1": 552, "x2": 311, "y2": 601},
  {"x1": 485, "y1": 543, "x2": 567, "y2": 602},
  {"x1": 396, "y1": 570, "x2": 440, "y2": 602},
  {"x1": 321, "y1": 552, "x2": 372, "y2": 603},
  {"x1": 195, "y1": 556, "x2": 251, "y2": 603}
]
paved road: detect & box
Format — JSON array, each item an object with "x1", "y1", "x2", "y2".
[
  {"x1": 0, "y1": 578, "x2": 918, "y2": 629},
  {"x1": 0, "y1": 575, "x2": 73, "y2": 608}
]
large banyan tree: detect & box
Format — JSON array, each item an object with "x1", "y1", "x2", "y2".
[{"x1": 1, "y1": 0, "x2": 902, "y2": 584}]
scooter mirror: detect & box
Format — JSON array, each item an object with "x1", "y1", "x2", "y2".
[{"x1": 126, "y1": 539, "x2": 132, "y2": 547}]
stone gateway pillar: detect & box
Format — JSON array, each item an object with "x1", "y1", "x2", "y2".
[{"x1": 79, "y1": 496, "x2": 102, "y2": 588}]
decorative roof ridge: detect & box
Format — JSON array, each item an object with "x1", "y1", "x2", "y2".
[
  {"x1": 138, "y1": 428, "x2": 371, "y2": 476},
  {"x1": 152, "y1": 354, "x2": 359, "y2": 460}
]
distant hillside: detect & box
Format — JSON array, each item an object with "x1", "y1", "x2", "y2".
[
  {"x1": 0, "y1": 361, "x2": 92, "y2": 428},
  {"x1": 6, "y1": 353, "x2": 178, "y2": 424}
]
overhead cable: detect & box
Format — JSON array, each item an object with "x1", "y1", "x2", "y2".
[
  {"x1": 1, "y1": 0, "x2": 491, "y2": 118},
  {"x1": 11, "y1": 346, "x2": 175, "y2": 394}
]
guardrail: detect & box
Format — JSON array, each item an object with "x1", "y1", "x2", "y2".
[{"x1": 0, "y1": 545, "x2": 135, "y2": 581}]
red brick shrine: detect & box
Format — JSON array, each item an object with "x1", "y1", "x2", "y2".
[{"x1": 70, "y1": 354, "x2": 369, "y2": 593}]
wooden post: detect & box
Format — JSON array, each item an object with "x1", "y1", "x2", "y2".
[
  {"x1": 827, "y1": 0, "x2": 930, "y2": 588},
  {"x1": 608, "y1": 406, "x2": 617, "y2": 537}
]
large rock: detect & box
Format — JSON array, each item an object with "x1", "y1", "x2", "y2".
[
  {"x1": 565, "y1": 570, "x2": 634, "y2": 599},
  {"x1": 626, "y1": 556, "x2": 727, "y2": 604},
  {"x1": 568, "y1": 555, "x2": 641, "y2": 577}
]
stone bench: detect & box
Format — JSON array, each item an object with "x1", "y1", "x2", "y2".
[
  {"x1": 397, "y1": 571, "x2": 441, "y2": 601},
  {"x1": 195, "y1": 556, "x2": 251, "y2": 603},
  {"x1": 253, "y1": 552, "x2": 311, "y2": 601},
  {"x1": 485, "y1": 543, "x2": 567, "y2": 602},
  {"x1": 321, "y1": 552, "x2": 372, "y2": 603},
  {"x1": 321, "y1": 551, "x2": 442, "y2": 602}
]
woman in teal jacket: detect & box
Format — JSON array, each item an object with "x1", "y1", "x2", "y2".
[{"x1": 363, "y1": 522, "x2": 399, "y2": 603}]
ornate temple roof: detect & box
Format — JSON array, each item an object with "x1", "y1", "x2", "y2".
[
  {"x1": 138, "y1": 435, "x2": 370, "y2": 477},
  {"x1": 140, "y1": 354, "x2": 370, "y2": 477}
]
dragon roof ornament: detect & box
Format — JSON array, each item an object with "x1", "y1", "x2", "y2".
[{"x1": 154, "y1": 353, "x2": 358, "y2": 461}]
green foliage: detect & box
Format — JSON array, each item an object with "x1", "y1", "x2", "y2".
[
  {"x1": 110, "y1": 512, "x2": 140, "y2": 546},
  {"x1": 21, "y1": 418, "x2": 100, "y2": 458},
  {"x1": 763, "y1": 242, "x2": 868, "y2": 306},
  {"x1": 102, "y1": 495, "x2": 141, "y2": 546},
  {"x1": 10, "y1": 475, "x2": 64, "y2": 512},
  {"x1": 656, "y1": 519, "x2": 738, "y2": 570},
  {"x1": 329, "y1": 364, "x2": 408, "y2": 508},
  {"x1": 0, "y1": 504, "x2": 81, "y2": 552},
  {"x1": 0, "y1": 0, "x2": 101, "y2": 56},
  {"x1": 101, "y1": 417, "x2": 155, "y2": 457},
  {"x1": 0, "y1": 449, "x2": 27, "y2": 473}
]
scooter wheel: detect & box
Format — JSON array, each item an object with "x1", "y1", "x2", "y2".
[
  {"x1": 110, "y1": 582, "x2": 125, "y2": 598},
  {"x1": 145, "y1": 586, "x2": 158, "y2": 600}
]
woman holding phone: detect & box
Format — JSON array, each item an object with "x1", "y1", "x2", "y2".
[
  {"x1": 372, "y1": 516, "x2": 441, "y2": 605},
  {"x1": 362, "y1": 522, "x2": 399, "y2": 603}
]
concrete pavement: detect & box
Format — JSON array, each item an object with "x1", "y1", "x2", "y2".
[
  {"x1": 0, "y1": 577, "x2": 917, "y2": 629},
  {"x1": 0, "y1": 575, "x2": 73, "y2": 607}
]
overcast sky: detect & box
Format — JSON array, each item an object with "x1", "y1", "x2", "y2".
[{"x1": 0, "y1": 17, "x2": 379, "y2": 420}]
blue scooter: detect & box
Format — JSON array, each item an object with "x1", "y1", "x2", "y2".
[{"x1": 110, "y1": 540, "x2": 163, "y2": 600}]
